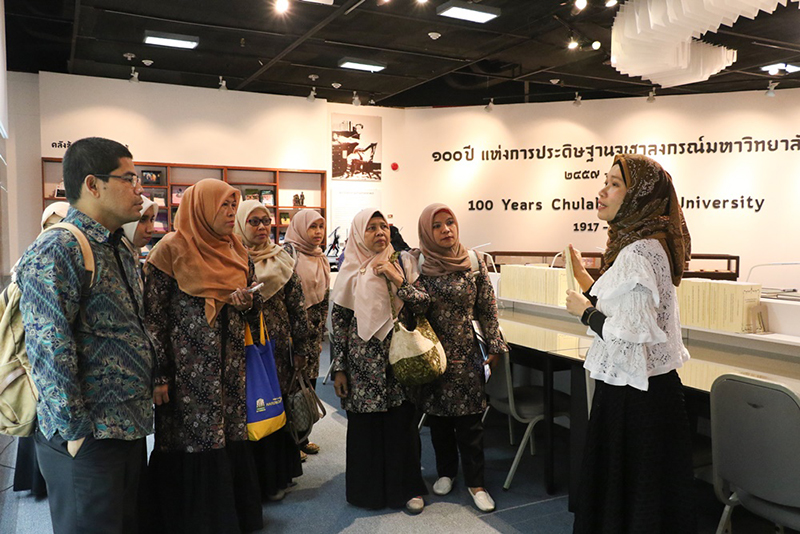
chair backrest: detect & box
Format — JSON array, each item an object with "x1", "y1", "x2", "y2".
[
  {"x1": 711, "y1": 373, "x2": 800, "y2": 507},
  {"x1": 485, "y1": 349, "x2": 523, "y2": 418}
]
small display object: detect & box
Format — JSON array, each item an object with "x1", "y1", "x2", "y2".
[
  {"x1": 144, "y1": 188, "x2": 168, "y2": 208},
  {"x1": 244, "y1": 188, "x2": 261, "y2": 201},
  {"x1": 141, "y1": 170, "x2": 162, "y2": 185},
  {"x1": 280, "y1": 212, "x2": 291, "y2": 225},
  {"x1": 292, "y1": 192, "x2": 305, "y2": 206},
  {"x1": 53, "y1": 182, "x2": 66, "y2": 199},
  {"x1": 154, "y1": 211, "x2": 169, "y2": 233},
  {"x1": 260, "y1": 190, "x2": 274, "y2": 206},
  {"x1": 171, "y1": 185, "x2": 187, "y2": 206}
]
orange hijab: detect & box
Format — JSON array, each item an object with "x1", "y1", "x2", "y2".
[
  {"x1": 146, "y1": 179, "x2": 250, "y2": 326},
  {"x1": 284, "y1": 209, "x2": 330, "y2": 308},
  {"x1": 417, "y1": 203, "x2": 471, "y2": 277}
]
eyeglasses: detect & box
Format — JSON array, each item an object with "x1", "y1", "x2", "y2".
[
  {"x1": 247, "y1": 217, "x2": 272, "y2": 228},
  {"x1": 94, "y1": 173, "x2": 141, "y2": 187}
]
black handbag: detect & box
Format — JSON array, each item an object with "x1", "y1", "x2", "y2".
[{"x1": 285, "y1": 369, "x2": 326, "y2": 444}]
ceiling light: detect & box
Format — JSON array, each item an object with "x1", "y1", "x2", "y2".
[
  {"x1": 605, "y1": 0, "x2": 618, "y2": 6},
  {"x1": 485, "y1": 98, "x2": 494, "y2": 112},
  {"x1": 275, "y1": 0, "x2": 289, "y2": 13},
  {"x1": 567, "y1": 37, "x2": 579, "y2": 50},
  {"x1": 129, "y1": 67, "x2": 140, "y2": 83},
  {"x1": 219, "y1": 76, "x2": 228, "y2": 91},
  {"x1": 647, "y1": 88, "x2": 656, "y2": 103},
  {"x1": 417, "y1": 0, "x2": 429, "y2": 3},
  {"x1": 575, "y1": 0, "x2": 588, "y2": 11},
  {"x1": 369, "y1": 97, "x2": 376, "y2": 105},
  {"x1": 573, "y1": 92, "x2": 582, "y2": 107},
  {"x1": 141, "y1": 59, "x2": 153, "y2": 66},
  {"x1": 144, "y1": 30, "x2": 199, "y2": 50},
  {"x1": 761, "y1": 63, "x2": 800, "y2": 76},
  {"x1": 123, "y1": 52, "x2": 135, "y2": 61},
  {"x1": 436, "y1": 0, "x2": 500, "y2": 24},
  {"x1": 428, "y1": 31, "x2": 441, "y2": 40},
  {"x1": 299, "y1": 0, "x2": 334, "y2": 4},
  {"x1": 766, "y1": 81, "x2": 779, "y2": 97},
  {"x1": 338, "y1": 58, "x2": 386, "y2": 73},
  {"x1": 591, "y1": 40, "x2": 601, "y2": 50},
  {"x1": 307, "y1": 87, "x2": 317, "y2": 102},
  {"x1": 550, "y1": 78, "x2": 561, "y2": 85},
  {"x1": 352, "y1": 91, "x2": 361, "y2": 106},
  {"x1": 331, "y1": 82, "x2": 342, "y2": 89}
]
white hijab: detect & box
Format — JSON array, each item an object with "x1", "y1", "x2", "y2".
[{"x1": 122, "y1": 195, "x2": 158, "y2": 246}]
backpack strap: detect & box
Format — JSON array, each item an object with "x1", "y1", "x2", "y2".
[
  {"x1": 42, "y1": 222, "x2": 97, "y2": 292},
  {"x1": 468, "y1": 249, "x2": 479, "y2": 273}
]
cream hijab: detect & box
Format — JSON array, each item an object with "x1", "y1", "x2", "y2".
[
  {"x1": 284, "y1": 209, "x2": 330, "y2": 308},
  {"x1": 146, "y1": 179, "x2": 250, "y2": 326},
  {"x1": 122, "y1": 195, "x2": 158, "y2": 247},
  {"x1": 331, "y1": 208, "x2": 401, "y2": 341},
  {"x1": 41, "y1": 202, "x2": 70, "y2": 230},
  {"x1": 234, "y1": 199, "x2": 295, "y2": 300}
]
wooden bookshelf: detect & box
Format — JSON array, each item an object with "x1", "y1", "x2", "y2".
[{"x1": 42, "y1": 159, "x2": 327, "y2": 248}]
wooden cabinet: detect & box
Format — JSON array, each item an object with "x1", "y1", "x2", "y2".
[{"x1": 42, "y1": 158, "x2": 326, "y2": 248}]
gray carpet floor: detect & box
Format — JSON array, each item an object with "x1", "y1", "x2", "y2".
[{"x1": 0, "y1": 345, "x2": 793, "y2": 533}]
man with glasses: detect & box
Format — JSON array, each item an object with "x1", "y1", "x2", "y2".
[{"x1": 17, "y1": 137, "x2": 155, "y2": 534}]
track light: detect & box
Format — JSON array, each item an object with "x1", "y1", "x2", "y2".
[
  {"x1": 567, "y1": 35, "x2": 579, "y2": 50},
  {"x1": 218, "y1": 76, "x2": 228, "y2": 91},
  {"x1": 352, "y1": 91, "x2": 361, "y2": 106},
  {"x1": 647, "y1": 88, "x2": 656, "y2": 103},
  {"x1": 591, "y1": 40, "x2": 601, "y2": 50},
  {"x1": 605, "y1": 0, "x2": 618, "y2": 6},
  {"x1": 575, "y1": 0, "x2": 587, "y2": 10},
  {"x1": 573, "y1": 92, "x2": 582, "y2": 107},
  {"x1": 275, "y1": 0, "x2": 289, "y2": 13},
  {"x1": 129, "y1": 67, "x2": 140, "y2": 83},
  {"x1": 484, "y1": 98, "x2": 494, "y2": 112},
  {"x1": 307, "y1": 87, "x2": 316, "y2": 102},
  {"x1": 766, "y1": 81, "x2": 779, "y2": 97}
]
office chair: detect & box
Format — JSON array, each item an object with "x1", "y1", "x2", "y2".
[{"x1": 711, "y1": 373, "x2": 800, "y2": 534}]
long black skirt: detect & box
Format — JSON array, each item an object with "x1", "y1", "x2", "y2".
[
  {"x1": 345, "y1": 401, "x2": 428, "y2": 509},
  {"x1": 573, "y1": 370, "x2": 697, "y2": 534},
  {"x1": 148, "y1": 441, "x2": 263, "y2": 534},
  {"x1": 13, "y1": 436, "x2": 47, "y2": 497},
  {"x1": 249, "y1": 425, "x2": 303, "y2": 498}
]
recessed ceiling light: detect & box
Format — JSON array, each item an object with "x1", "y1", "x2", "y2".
[
  {"x1": 436, "y1": 0, "x2": 500, "y2": 24},
  {"x1": 428, "y1": 31, "x2": 442, "y2": 40},
  {"x1": 338, "y1": 58, "x2": 386, "y2": 73},
  {"x1": 144, "y1": 30, "x2": 199, "y2": 50}
]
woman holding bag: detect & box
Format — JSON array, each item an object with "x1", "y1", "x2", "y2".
[
  {"x1": 393, "y1": 203, "x2": 507, "y2": 513},
  {"x1": 234, "y1": 200, "x2": 310, "y2": 497},
  {"x1": 330, "y1": 208, "x2": 428, "y2": 513},
  {"x1": 144, "y1": 179, "x2": 263, "y2": 534},
  {"x1": 283, "y1": 208, "x2": 330, "y2": 456}
]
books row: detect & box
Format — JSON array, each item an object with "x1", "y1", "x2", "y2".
[
  {"x1": 499, "y1": 264, "x2": 576, "y2": 307},
  {"x1": 676, "y1": 279, "x2": 763, "y2": 334}
]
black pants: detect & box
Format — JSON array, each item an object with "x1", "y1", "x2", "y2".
[
  {"x1": 428, "y1": 413, "x2": 485, "y2": 487},
  {"x1": 34, "y1": 430, "x2": 146, "y2": 534}
]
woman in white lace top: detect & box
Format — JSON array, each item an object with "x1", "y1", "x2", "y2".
[{"x1": 566, "y1": 154, "x2": 696, "y2": 534}]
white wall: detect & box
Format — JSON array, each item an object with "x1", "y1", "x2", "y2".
[{"x1": 7, "y1": 72, "x2": 800, "y2": 290}]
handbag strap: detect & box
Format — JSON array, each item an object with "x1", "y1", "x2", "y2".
[
  {"x1": 244, "y1": 312, "x2": 269, "y2": 346},
  {"x1": 384, "y1": 252, "x2": 405, "y2": 320}
]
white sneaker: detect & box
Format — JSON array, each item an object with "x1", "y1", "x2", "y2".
[
  {"x1": 432, "y1": 476, "x2": 453, "y2": 495},
  {"x1": 468, "y1": 487, "x2": 495, "y2": 512},
  {"x1": 406, "y1": 496, "x2": 424, "y2": 514}
]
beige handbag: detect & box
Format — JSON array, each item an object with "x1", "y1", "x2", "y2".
[{"x1": 385, "y1": 271, "x2": 447, "y2": 386}]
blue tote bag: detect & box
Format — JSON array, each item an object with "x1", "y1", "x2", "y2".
[{"x1": 245, "y1": 314, "x2": 286, "y2": 441}]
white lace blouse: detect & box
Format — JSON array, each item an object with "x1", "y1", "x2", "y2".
[{"x1": 584, "y1": 239, "x2": 690, "y2": 391}]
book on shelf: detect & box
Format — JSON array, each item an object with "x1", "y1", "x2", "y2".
[
  {"x1": 171, "y1": 185, "x2": 187, "y2": 205},
  {"x1": 244, "y1": 188, "x2": 261, "y2": 201},
  {"x1": 260, "y1": 190, "x2": 274, "y2": 206},
  {"x1": 149, "y1": 189, "x2": 167, "y2": 208}
]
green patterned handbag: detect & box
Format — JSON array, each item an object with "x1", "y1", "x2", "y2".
[{"x1": 385, "y1": 273, "x2": 446, "y2": 386}]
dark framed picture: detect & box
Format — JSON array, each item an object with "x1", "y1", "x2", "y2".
[
  {"x1": 141, "y1": 170, "x2": 162, "y2": 185},
  {"x1": 171, "y1": 185, "x2": 187, "y2": 205}
]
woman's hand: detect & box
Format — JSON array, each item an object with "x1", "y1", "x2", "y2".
[
  {"x1": 230, "y1": 285, "x2": 255, "y2": 312},
  {"x1": 154, "y1": 384, "x2": 170, "y2": 405},
  {"x1": 485, "y1": 353, "x2": 499, "y2": 369},
  {"x1": 568, "y1": 244, "x2": 595, "y2": 291},
  {"x1": 333, "y1": 371, "x2": 349, "y2": 398},
  {"x1": 565, "y1": 289, "x2": 592, "y2": 317},
  {"x1": 373, "y1": 259, "x2": 403, "y2": 287}
]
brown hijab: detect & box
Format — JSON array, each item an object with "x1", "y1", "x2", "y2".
[
  {"x1": 146, "y1": 179, "x2": 250, "y2": 326},
  {"x1": 417, "y1": 203, "x2": 471, "y2": 277},
  {"x1": 603, "y1": 154, "x2": 691, "y2": 286},
  {"x1": 284, "y1": 209, "x2": 330, "y2": 308}
]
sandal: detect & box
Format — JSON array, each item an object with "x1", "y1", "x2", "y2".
[{"x1": 301, "y1": 442, "x2": 320, "y2": 454}]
